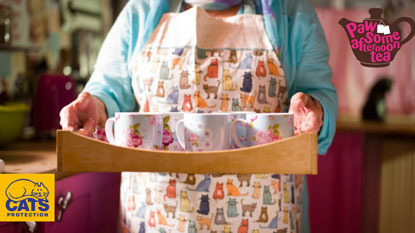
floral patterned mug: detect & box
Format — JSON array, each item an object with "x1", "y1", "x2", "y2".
[
  {"x1": 105, "y1": 113, "x2": 163, "y2": 149},
  {"x1": 160, "y1": 113, "x2": 184, "y2": 151},
  {"x1": 176, "y1": 113, "x2": 238, "y2": 151},
  {"x1": 232, "y1": 113, "x2": 294, "y2": 147}
]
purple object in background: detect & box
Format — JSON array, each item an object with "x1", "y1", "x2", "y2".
[{"x1": 33, "y1": 74, "x2": 75, "y2": 132}]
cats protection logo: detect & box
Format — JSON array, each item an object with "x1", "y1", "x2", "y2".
[{"x1": 0, "y1": 174, "x2": 54, "y2": 221}]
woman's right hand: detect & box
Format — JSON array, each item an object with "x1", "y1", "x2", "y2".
[{"x1": 59, "y1": 92, "x2": 108, "y2": 136}]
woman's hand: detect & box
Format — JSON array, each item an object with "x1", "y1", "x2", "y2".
[
  {"x1": 289, "y1": 92, "x2": 323, "y2": 135},
  {"x1": 59, "y1": 92, "x2": 107, "y2": 136}
]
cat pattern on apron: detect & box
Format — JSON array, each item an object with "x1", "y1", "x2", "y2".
[{"x1": 121, "y1": 6, "x2": 303, "y2": 233}]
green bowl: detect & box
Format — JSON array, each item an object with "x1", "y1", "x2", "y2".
[{"x1": 0, "y1": 102, "x2": 30, "y2": 146}]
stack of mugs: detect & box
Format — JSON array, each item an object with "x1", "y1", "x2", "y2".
[{"x1": 105, "y1": 112, "x2": 294, "y2": 151}]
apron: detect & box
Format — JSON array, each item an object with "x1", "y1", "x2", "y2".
[{"x1": 121, "y1": 5, "x2": 303, "y2": 233}]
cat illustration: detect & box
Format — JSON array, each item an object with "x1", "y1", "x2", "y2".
[
  {"x1": 5, "y1": 179, "x2": 49, "y2": 201},
  {"x1": 271, "y1": 179, "x2": 280, "y2": 194},
  {"x1": 184, "y1": 174, "x2": 196, "y2": 185},
  {"x1": 240, "y1": 91, "x2": 256, "y2": 108},
  {"x1": 197, "y1": 194, "x2": 210, "y2": 215},
  {"x1": 255, "y1": 60, "x2": 267, "y2": 77},
  {"x1": 252, "y1": 181, "x2": 261, "y2": 199},
  {"x1": 182, "y1": 95, "x2": 193, "y2": 112},
  {"x1": 277, "y1": 80, "x2": 286, "y2": 99},
  {"x1": 156, "y1": 81, "x2": 165, "y2": 97},
  {"x1": 240, "y1": 72, "x2": 253, "y2": 93},
  {"x1": 204, "y1": 58, "x2": 219, "y2": 81},
  {"x1": 283, "y1": 183, "x2": 289, "y2": 203},
  {"x1": 213, "y1": 182, "x2": 225, "y2": 200},
  {"x1": 197, "y1": 214, "x2": 214, "y2": 230},
  {"x1": 136, "y1": 202, "x2": 146, "y2": 218},
  {"x1": 237, "y1": 219, "x2": 249, "y2": 233},
  {"x1": 163, "y1": 202, "x2": 177, "y2": 218},
  {"x1": 214, "y1": 208, "x2": 230, "y2": 225},
  {"x1": 268, "y1": 58, "x2": 280, "y2": 76},
  {"x1": 172, "y1": 57, "x2": 185, "y2": 70},
  {"x1": 257, "y1": 85, "x2": 269, "y2": 104},
  {"x1": 194, "y1": 66, "x2": 202, "y2": 85},
  {"x1": 150, "y1": 57, "x2": 160, "y2": 73},
  {"x1": 220, "y1": 94, "x2": 230, "y2": 111},
  {"x1": 143, "y1": 78, "x2": 154, "y2": 92},
  {"x1": 157, "y1": 209, "x2": 174, "y2": 226},
  {"x1": 166, "y1": 86, "x2": 179, "y2": 104},
  {"x1": 146, "y1": 188, "x2": 153, "y2": 206},
  {"x1": 203, "y1": 81, "x2": 220, "y2": 99},
  {"x1": 241, "y1": 199, "x2": 256, "y2": 217},
  {"x1": 227, "y1": 50, "x2": 238, "y2": 63},
  {"x1": 223, "y1": 227, "x2": 232, "y2": 233},
  {"x1": 128, "y1": 195, "x2": 136, "y2": 211},
  {"x1": 197, "y1": 48, "x2": 208, "y2": 59},
  {"x1": 139, "y1": 221, "x2": 146, "y2": 233},
  {"x1": 222, "y1": 69, "x2": 237, "y2": 91},
  {"x1": 188, "y1": 220, "x2": 198, "y2": 233},
  {"x1": 260, "y1": 212, "x2": 281, "y2": 229},
  {"x1": 180, "y1": 70, "x2": 191, "y2": 89},
  {"x1": 148, "y1": 211, "x2": 156, "y2": 227},
  {"x1": 227, "y1": 198, "x2": 239, "y2": 218},
  {"x1": 173, "y1": 47, "x2": 184, "y2": 56},
  {"x1": 160, "y1": 61, "x2": 170, "y2": 80},
  {"x1": 233, "y1": 53, "x2": 252, "y2": 69},
  {"x1": 268, "y1": 77, "x2": 277, "y2": 97},
  {"x1": 237, "y1": 174, "x2": 251, "y2": 187},
  {"x1": 255, "y1": 174, "x2": 269, "y2": 179},
  {"x1": 256, "y1": 207, "x2": 269, "y2": 223},
  {"x1": 290, "y1": 211, "x2": 294, "y2": 230},
  {"x1": 263, "y1": 186, "x2": 276, "y2": 205},
  {"x1": 170, "y1": 106, "x2": 179, "y2": 112},
  {"x1": 178, "y1": 215, "x2": 187, "y2": 232},
  {"x1": 180, "y1": 191, "x2": 195, "y2": 213},
  {"x1": 232, "y1": 99, "x2": 241, "y2": 111},
  {"x1": 254, "y1": 108, "x2": 261, "y2": 113},
  {"x1": 141, "y1": 50, "x2": 152, "y2": 62},
  {"x1": 164, "y1": 179, "x2": 176, "y2": 200},
  {"x1": 226, "y1": 179, "x2": 248, "y2": 196},
  {"x1": 194, "y1": 91, "x2": 216, "y2": 108},
  {"x1": 159, "y1": 227, "x2": 166, "y2": 233},
  {"x1": 187, "y1": 175, "x2": 211, "y2": 192},
  {"x1": 265, "y1": 107, "x2": 270, "y2": 112},
  {"x1": 291, "y1": 184, "x2": 295, "y2": 204},
  {"x1": 283, "y1": 207, "x2": 288, "y2": 224}
]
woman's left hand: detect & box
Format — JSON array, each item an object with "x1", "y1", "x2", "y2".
[{"x1": 289, "y1": 92, "x2": 323, "y2": 135}]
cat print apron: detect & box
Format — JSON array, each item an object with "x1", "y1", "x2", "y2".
[{"x1": 120, "y1": 5, "x2": 303, "y2": 233}]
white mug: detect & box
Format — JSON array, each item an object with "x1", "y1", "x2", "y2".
[
  {"x1": 232, "y1": 113, "x2": 294, "y2": 147},
  {"x1": 176, "y1": 113, "x2": 237, "y2": 151},
  {"x1": 105, "y1": 112, "x2": 163, "y2": 149}
]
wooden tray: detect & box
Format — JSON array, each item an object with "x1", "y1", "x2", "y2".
[{"x1": 57, "y1": 130, "x2": 317, "y2": 174}]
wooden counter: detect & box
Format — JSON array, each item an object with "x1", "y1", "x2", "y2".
[{"x1": 0, "y1": 139, "x2": 77, "y2": 179}]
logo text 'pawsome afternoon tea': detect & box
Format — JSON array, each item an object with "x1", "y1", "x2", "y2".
[
  {"x1": 0, "y1": 174, "x2": 54, "y2": 222},
  {"x1": 339, "y1": 8, "x2": 415, "y2": 67}
]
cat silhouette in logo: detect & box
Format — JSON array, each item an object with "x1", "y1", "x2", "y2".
[{"x1": 6, "y1": 179, "x2": 49, "y2": 201}]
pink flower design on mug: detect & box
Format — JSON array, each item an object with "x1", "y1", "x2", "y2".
[
  {"x1": 162, "y1": 129, "x2": 174, "y2": 146},
  {"x1": 254, "y1": 129, "x2": 281, "y2": 145},
  {"x1": 126, "y1": 128, "x2": 143, "y2": 147}
]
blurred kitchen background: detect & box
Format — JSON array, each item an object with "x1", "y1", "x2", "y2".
[{"x1": 0, "y1": 0, "x2": 414, "y2": 233}]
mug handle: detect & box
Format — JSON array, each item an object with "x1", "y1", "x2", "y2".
[
  {"x1": 105, "y1": 117, "x2": 116, "y2": 145},
  {"x1": 231, "y1": 119, "x2": 247, "y2": 148},
  {"x1": 176, "y1": 119, "x2": 186, "y2": 150}
]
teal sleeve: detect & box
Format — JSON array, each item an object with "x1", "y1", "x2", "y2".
[
  {"x1": 83, "y1": 1, "x2": 139, "y2": 117},
  {"x1": 275, "y1": 0, "x2": 338, "y2": 155}
]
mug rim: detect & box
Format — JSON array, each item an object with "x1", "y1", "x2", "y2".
[
  {"x1": 246, "y1": 112, "x2": 293, "y2": 116},
  {"x1": 115, "y1": 112, "x2": 163, "y2": 115}
]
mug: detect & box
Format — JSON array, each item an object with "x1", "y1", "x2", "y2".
[
  {"x1": 229, "y1": 112, "x2": 252, "y2": 148},
  {"x1": 161, "y1": 112, "x2": 184, "y2": 151},
  {"x1": 176, "y1": 113, "x2": 236, "y2": 151},
  {"x1": 232, "y1": 113, "x2": 294, "y2": 147},
  {"x1": 105, "y1": 112, "x2": 163, "y2": 149}
]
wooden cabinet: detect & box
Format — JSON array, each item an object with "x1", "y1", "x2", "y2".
[{"x1": 38, "y1": 172, "x2": 121, "y2": 233}]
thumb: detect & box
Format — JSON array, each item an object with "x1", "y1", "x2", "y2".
[{"x1": 290, "y1": 92, "x2": 309, "y2": 112}]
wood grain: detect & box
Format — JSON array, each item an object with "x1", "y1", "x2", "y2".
[{"x1": 57, "y1": 130, "x2": 317, "y2": 174}]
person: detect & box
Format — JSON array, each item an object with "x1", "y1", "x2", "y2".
[{"x1": 60, "y1": 0, "x2": 338, "y2": 232}]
